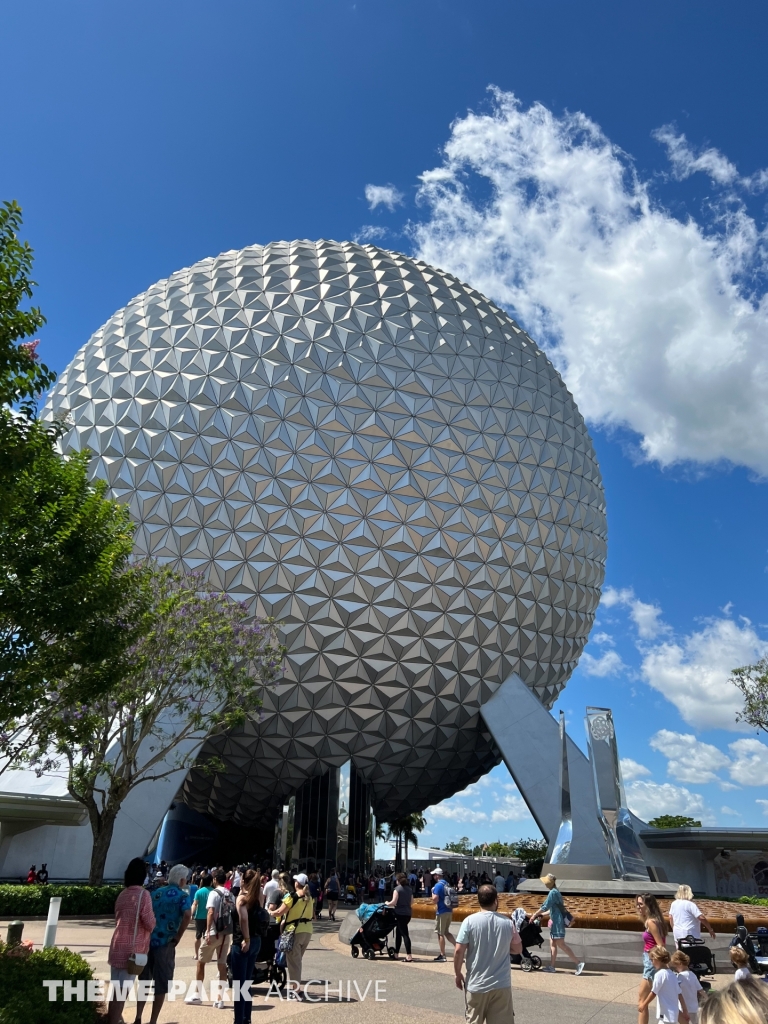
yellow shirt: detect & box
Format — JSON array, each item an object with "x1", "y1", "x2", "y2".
[{"x1": 282, "y1": 893, "x2": 314, "y2": 934}]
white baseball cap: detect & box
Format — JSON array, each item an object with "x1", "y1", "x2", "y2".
[
  {"x1": 432, "y1": 867, "x2": 443, "y2": 875},
  {"x1": 293, "y1": 872, "x2": 309, "y2": 885}
]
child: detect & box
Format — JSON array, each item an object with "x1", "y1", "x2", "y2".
[
  {"x1": 639, "y1": 946, "x2": 690, "y2": 1023},
  {"x1": 670, "y1": 950, "x2": 702, "y2": 1024},
  {"x1": 730, "y1": 944, "x2": 752, "y2": 981}
]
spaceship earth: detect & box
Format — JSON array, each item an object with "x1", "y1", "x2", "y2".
[{"x1": 45, "y1": 240, "x2": 607, "y2": 825}]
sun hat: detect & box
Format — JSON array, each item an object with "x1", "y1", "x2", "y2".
[
  {"x1": 539, "y1": 873, "x2": 556, "y2": 888},
  {"x1": 293, "y1": 872, "x2": 309, "y2": 885}
]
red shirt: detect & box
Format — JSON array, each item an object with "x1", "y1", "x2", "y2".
[{"x1": 108, "y1": 886, "x2": 156, "y2": 968}]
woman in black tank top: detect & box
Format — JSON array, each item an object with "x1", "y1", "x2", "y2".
[
  {"x1": 385, "y1": 872, "x2": 414, "y2": 961},
  {"x1": 231, "y1": 869, "x2": 263, "y2": 1023}
]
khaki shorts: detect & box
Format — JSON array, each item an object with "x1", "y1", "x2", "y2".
[
  {"x1": 435, "y1": 912, "x2": 453, "y2": 936},
  {"x1": 198, "y1": 933, "x2": 226, "y2": 963},
  {"x1": 465, "y1": 986, "x2": 514, "y2": 1024}
]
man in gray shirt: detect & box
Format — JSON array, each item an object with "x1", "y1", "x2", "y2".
[{"x1": 454, "y1": 884, "x2": 522, "y2": 1024}]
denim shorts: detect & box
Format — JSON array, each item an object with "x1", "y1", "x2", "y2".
[{"x1": 642, "y1": 951, "x2": 655, "y2": 980}]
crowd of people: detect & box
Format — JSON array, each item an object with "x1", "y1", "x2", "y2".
[{"x1": 101, "y1": 858, "x2": 768, "y2": 1024}]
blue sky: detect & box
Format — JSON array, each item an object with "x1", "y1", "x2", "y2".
[{"x1": 4, "y1": 0, "x2": 768, "y2": 850}]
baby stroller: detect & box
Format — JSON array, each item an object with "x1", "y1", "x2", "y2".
[
  {"x1": 345, "y1": 884, "x2": 358, "y2": 904},
  {"x1": 677, "y1": 935, "x2": 715, "y2": 990},
  {"x1": 731, "y1": 915, "x2": 768, "y2": 976},
  {"x1": 350, "y1": 905, "x2": 398, "y2": 960},
  {"x1": 227, "y1": 908, "x2": 286, "y2": 991},
  {"x1": 510, "y1": 910, "x2": 544, "y2": 972}
]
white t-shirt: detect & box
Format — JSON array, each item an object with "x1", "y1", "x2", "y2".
[
  {"x1": 206, "y1": 886, "x2": 233, "y2": 938},
  {"x1": 676, "y1": 969, "x2": 702, "y2": 1013},
  {"x1": 494, "y1": 875, "x2": 505, "y2": 892},
  {"x1": 456, "y1": 911, "x2": 517, "y2": 993},
  {"x1": 735, "y1": 966, "x2": 751, "y2": 981},
  {"x1": 652, "y1": 967, "x2": 680, "y2": 1022},
  {"x1": 263, "y1": 879, "x2": 280, "y2": 909},
  {"x1": 668, "y1": 899, "x2": 702, "y2": 940}
]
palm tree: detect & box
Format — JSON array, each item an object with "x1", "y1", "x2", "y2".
[{"x1": 381, "y1": 812, "x2": 427, "y2": 872}]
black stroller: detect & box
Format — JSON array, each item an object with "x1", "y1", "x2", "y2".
[
  {"x1": 731, "y1": 914, "x2": 768, "y2": 976},
  {"x1": 227, "y1": 912, "x2": 286, "y2": 991},
  {"x1": 677, "y1": 935, "x2": 715, "y2": 990},
  {"x1": 350, "y1": 906, "x2": 398, "y2": 960},
  {"x1": 511, "y1": 916, "x2": 545, "y2": 972}
]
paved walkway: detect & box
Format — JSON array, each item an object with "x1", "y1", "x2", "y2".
[{"x1": 2, "y1": 909, "x2": 732, "y2": 1023}]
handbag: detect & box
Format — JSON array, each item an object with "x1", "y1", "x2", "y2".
[
  {"x1": 126, "y1": 889, "x2": 149, "y2": 975},
  {"x1": 278, "y1": 896, "x2": 313, "y2": 953}
]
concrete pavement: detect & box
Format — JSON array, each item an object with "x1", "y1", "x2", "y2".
[{"x1": 1, "y1": 908, "x2": 734, "y2": 1023}]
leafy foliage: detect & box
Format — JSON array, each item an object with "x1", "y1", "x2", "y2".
[
  {"x1": 0, "y1": 416, "x2": 141, "y2": 712},
  {"x1": 0, "y1": 201, "x2": 54, "y2": 413},
  {"x1": 647, "y1": 815, "x2": 702, "y2": 829},
  {"x1": 472, "y1": 841, "x2": 515, "y2": 857},
  {"x1": 732, "y1": 657, "x2": 768, "y2": 733},
  {"x1": 0, "y1": 941, "x2": 96, "y2": 1024},
  {"x1": 0, "y1": 885, "x2": 121, "y2": 916},
  {"x1": 511, "y1": 838, "x2": 548, "y2": 862},
  {"x1": 444, "y1": 837, "x2": 473, "y2": 855},
  {"x1": 0, "y1": 201, "x2": 140, "y2": 713},
  {"x1": 11, "y1": 562, "x2": 285, "y2": 883}
]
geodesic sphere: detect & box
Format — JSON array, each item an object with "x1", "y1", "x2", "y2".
[{"x1": 46, "y1": 241, "x2": 606, "y2": 824}]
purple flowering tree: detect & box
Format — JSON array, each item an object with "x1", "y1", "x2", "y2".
[{"x1": 15, "y1": 562, "x2": 285, "y2": 885}]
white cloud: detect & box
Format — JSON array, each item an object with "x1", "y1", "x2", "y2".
[
  {"x1": 592, "y1": 631, "x2": 614, "y2": 645},
  {"x1": 653, "y1": 126, "x2": 739, "y2": 186},
  {"x1": 601, "y1": 586, "x2": 634, "y2": 609},
  {"x1": 641, "y1": 616, "x2": 768, "y2": 730},
  {"x1": 365, "y1": 184, "x2": 404, "y2": 211},
  {"x1": 649, "y1": 729, "x2": 731, "y2": 785},
  {"x1": 411, "y1": 89, "x2": 768, "y2": 475},
  {"x1": 757, "y1": 799, "x2": 768, "y2": 816},
  {"x1": 728, "y1": 738, "x2": 768, "y2": 785},
  {"x1": 490, "y1": 793, "x2": 531, "y2": 822},
  {"x1": 629, "y1": 600, "x2": 668, "y2": 641},
  {"x1": 579, "y1": 648, "x2": 624, "y2": 677},
  {"x1": 353, "y1": 224, "x2": 388, "y2": 242},
  {"x1": 620, "y1": 757, "x2": 652, "y2": 782},
  {"x1": 598, "y1": 586, "x2": 667, "y2": 640},
  {"x1": 426, "y1": 801, "x2": 488, "y2": 825},
  {"x1": 721, "y1": 806, "x2": 741, "y2": 816},
  {"x1": 626, "y1": 780, "x2": 710, "y2": 823}
]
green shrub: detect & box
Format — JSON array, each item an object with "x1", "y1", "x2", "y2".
[
  {"x1": 734, "y1": 896, "x2": 768, "y2": 906},
  {"x1": 0, "y1": 885, "x2": 121, "y2": 916},
  {"x1": 0, "y1": 943, "x2": 96, "y2": 1023}
]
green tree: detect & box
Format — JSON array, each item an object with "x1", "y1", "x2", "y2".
[
  {"x1": 0, "y1": 201, "x2": 140, "y2": 713},
  {"x1": 732, "y1": 657, "x2": 768, "y2": 733},
  {"x1": 381, "y1": 812, "x2": 427, "y2": 870},
  {"x1": 0, "y1": 200, "x2": 55, "y2": 411},
  {"x1": 473, "y1": 840, "x2": 514, "y2": 858},
  {"x1": 444, "y1": 836, "x2": 473, "y2": 855},
  {"x1": 647, "y1": 815, "x2": 701, "y2": 829},
  {"x1": 9, "y1": 563, "x2": 286, "y2": 884}
]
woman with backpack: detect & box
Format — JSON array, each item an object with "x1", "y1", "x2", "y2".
[
  {"x1": 272, "y1": 872, "x2": 314, "y2": 993},
  {"x1": 231, "y1": 869, "x2": 265, "y2": 1024}
]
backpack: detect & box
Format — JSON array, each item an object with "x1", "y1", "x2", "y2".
[
  {"x1": 214, "y1": 887, "x2": 236, "y2": 934},
  {"x1": 443, "y1": 883, "x2": 459, "y2": 909}
]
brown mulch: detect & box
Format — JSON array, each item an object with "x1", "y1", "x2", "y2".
[{"x1": 410, "y1": 894, "x2": 768, "y2": 931}]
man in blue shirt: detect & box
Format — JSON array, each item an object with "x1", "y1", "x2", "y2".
[
  {"x1": 135, "y1": 863, "x2": 192, "y2": 1024},
  {"x1": 431, "y1": 867, "x2": 456, "y2": 962}
]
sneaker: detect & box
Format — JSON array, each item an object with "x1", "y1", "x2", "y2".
[
  {"x1": 541, "y1": 965, "x2": 556, "y2": 973},
  {"x1": 433, "y1": 954, "x2": 447, "y2": 962},
  {"x1": 185, "y1": 994, "x2": 203, "y2": 1004},
  {"x1": 575, "y1": 962, "x2": 585, "y2": 976},
  {"x1": 214, "y1": 999, "x2": 226, "y2": 1008}
]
